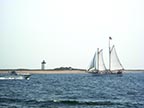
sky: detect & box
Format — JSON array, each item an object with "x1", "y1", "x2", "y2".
[{"x1": 0, "y1": 0, "x2": 144, "y2": 69}]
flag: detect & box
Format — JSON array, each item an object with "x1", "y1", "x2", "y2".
[{"x1": 109, "y1": 37, "x2": 112, "y2": 40}]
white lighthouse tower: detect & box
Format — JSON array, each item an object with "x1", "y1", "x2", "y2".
[{"x1": 41, "y1": 60, "x2": 46, "y2": 70}]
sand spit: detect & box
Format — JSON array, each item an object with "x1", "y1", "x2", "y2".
[
  {"x1": 0, "y1": 69, "x2": 86, "y2": 74},
  {"x1": 0, "y1": 69, "x2": 144, "y2": 75}
]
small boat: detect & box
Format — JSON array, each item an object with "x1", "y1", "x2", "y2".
[{"x1": 0, "y1": 71, "x2": 31, "y2": 80}]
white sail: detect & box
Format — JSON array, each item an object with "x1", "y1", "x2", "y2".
[
  {"x1": 88, "y1": 52, "x2": 96, "y2": 71},
  {"x1": 110, "y1": 45, "x2": 124, "y2": 71},
  {"x1": 88, "y1": 49, "x2": 107, "y2": 73},
  {"x1": 98, "y1": 50, "x2": 107, "y2": 72}
]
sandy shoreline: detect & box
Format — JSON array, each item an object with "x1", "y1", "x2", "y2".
[
  {"x1": 0, "y1": 69, "x2": 143, "y2": 74},
  {"x1": 0, "y1": 70, "x2": 86, "y2": 74}
]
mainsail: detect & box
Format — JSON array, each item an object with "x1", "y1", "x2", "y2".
[{"x1": 110, "y1": 45, "x2": 124, "y2": 71}]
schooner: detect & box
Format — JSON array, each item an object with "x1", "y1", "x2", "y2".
[{"x1": 87, "y1": 37, "x2": 124, "y2": 74}]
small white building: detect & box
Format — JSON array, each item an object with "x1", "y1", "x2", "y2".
[{"x1": 41, "y1": 60, "x2": 46, "y2": 70}]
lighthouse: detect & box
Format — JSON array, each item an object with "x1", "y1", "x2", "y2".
[{"x1": 41, "y1": 60, "x2": 46, "y2": 70}]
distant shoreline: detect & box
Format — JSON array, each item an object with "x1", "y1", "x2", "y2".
[
  {"x1": 0, "y1": 69, "x2": 144, "y2": 74},
  {"x1": 0, "y1": 69, "x2": 86, "y2": 74}
]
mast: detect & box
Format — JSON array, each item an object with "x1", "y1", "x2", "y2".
[
  {"x1": 94, "y1": 52, "x2": 96, "y2": 71},
  {"x1": 109, "y1": 37, "x2": 112, "y2": 72}
]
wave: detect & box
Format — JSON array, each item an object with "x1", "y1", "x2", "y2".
[
  {"x1": 52, "y1": 99, "x2": 118, "y2": 105},
  {"x1": 0, "y1": 98, "x2": 115, "y2": 105},
  {"x1": 0, "y1": 97, "x2": 23, "y2": 103},
  {"x1": 1, "y1": 97, "x2": 143, "y2": 107}
]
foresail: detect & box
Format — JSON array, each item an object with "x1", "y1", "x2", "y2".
[
  {"x1": 98, "y1": 50, "x2": 107, "y2": 71},
  {"x1": 110, "y1": 45, "x2": 124, "y2": 71},
  {"x1": 88, "y1": 52, "x2": 96, "y2": 71}
]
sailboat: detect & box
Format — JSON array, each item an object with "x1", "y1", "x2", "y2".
[
  {"x1": 87, "y1": 48, "x2": 107, "y2": 74},
  {"x1": 87, "y1": 37, "x2": 124, "y2": 74}
]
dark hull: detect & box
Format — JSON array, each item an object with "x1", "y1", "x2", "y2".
[
  {"x1": 87, "y1": 70, "x2": 123, "y2": 75},
  {"x1": 22, "y1": 74, "x2": 31, "y2": 80}
]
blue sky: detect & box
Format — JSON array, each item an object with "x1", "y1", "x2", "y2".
[{"x1": 0, "y1": 0, "x2": 144, "y2": 69}]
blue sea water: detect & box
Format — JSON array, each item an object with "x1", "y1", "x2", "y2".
[{"x1": 0, "y1": 72, "x2": 144, "y2": 108}]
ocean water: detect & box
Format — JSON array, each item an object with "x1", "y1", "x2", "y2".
[{"x1": 0, "y1": 72, "x2": 144, "y2": 108}]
